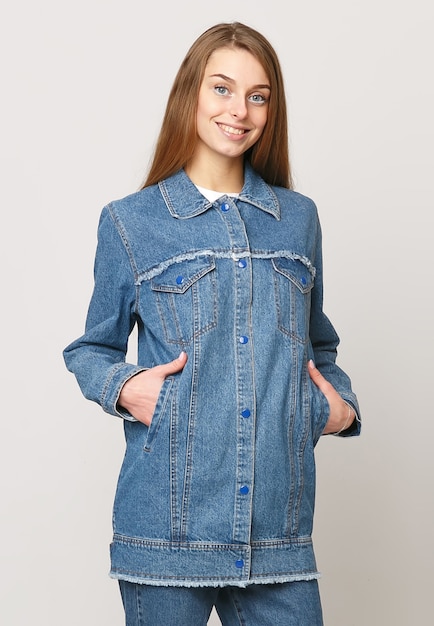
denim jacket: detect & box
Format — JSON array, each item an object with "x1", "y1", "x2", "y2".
[{"x1": 63, "y1": 164, "x2": 360, "y2": 588}]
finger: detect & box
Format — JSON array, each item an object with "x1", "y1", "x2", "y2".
[
  {"x1": 156, "y1": 351, "x2": 188, "y2": 376},
  {"x1": 308, "y1": 359, "x2": 333, "y2": 395}
]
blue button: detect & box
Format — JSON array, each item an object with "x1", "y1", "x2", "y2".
[
  {"x1": 235, "y1": 559, "x2": 244, "y2": 569},
  {"x1": 239, "y1": 336, "x2": 249, "y2": 344},
  {"x1": 300, "y1": 276, "x2": 307, "y2": 286},
  {"x1": 238, "y1": 259, "x2": 247, "y2": 268},
  {"x1": 241, "y1": 409, "x2": 251, "y2": 418},
  {"x1": 176, "y1": 275, "x2": 184, "y2": 285},
  {"x1": 221, "y1": 203, "x2": 230, "y2": 212},
  {"x1": 240, "y1": 485, "x2": 249, "y2": 495}
]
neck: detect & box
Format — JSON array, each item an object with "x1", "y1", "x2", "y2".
[{"x1": 185, "y1": 155, "x2": 244, "y2": 193}]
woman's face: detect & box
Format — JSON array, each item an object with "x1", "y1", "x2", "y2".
[{"x1": 194, "y1": 47, "x2": 270, "y2": 164}]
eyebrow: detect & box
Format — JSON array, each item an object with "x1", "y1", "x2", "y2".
[{"x1": 209, "y1": 73, "x2": 271, "y2": 90}]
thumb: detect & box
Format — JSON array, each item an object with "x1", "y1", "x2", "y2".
[
  {"x1": 308, "y1": 359, "x2": 333, "y2": 396},
  {"x1": 158, "y1": 351, "x2": 188, "y2": 376}
]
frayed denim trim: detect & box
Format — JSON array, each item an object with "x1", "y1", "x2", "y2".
[
  {"x1": 135, "y1": 251, "x2": 217, "y2": 284},
  {"x1": 109, "y1": 572, "x2": 321, "y2": 589},
  {"x1": 134, "y1": 250, "x2": 315, "y2": 285}
]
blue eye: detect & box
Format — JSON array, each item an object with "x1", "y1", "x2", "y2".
[
  {"x1": 215, "y1": 85, "x2": 229, "y2": 96},
  {"x1": 249, "y1": 93, "x2": 268, "y2": 104}
]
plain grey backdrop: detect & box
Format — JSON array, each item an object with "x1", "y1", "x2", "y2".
[{"x1": 1, "y1": 1, "x2": 433, "y2": 624}]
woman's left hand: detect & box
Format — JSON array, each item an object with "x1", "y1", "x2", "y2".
[{"x1": 308, "y1": 360, "x2": 355, "y2": 435}]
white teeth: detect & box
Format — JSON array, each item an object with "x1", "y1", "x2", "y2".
[{"x1": 219, "y1": 124, "x2": 245, "y2": 135}]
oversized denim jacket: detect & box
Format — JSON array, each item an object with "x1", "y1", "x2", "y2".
[{"x1": 64, "y1": 164, "x2": 360, "y2": 588}]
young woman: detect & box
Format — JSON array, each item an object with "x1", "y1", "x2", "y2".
[{"x1": 64, "y1": 21, "x2": 360, "y2": 626}]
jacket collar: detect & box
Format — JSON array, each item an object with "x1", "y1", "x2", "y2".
[{"x1": 159, "y1": 162, "x2": 281, "y2": 220}]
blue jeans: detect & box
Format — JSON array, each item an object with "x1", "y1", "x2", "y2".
[{"x1": 119, "y1": 579, "x2": 323, "y2": 625}]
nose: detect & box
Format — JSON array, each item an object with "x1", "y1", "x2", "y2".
[{"x1": 230, "y1": 96, "x2": 248, "y2": 119}]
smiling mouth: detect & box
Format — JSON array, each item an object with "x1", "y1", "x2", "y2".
[{"x1": 217, "y1": 123, "x2": 247, "y2": 136}]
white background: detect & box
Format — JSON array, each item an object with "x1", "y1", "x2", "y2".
[{"x1": 1, "y1": 1, "x2": 433, "y2": 624}]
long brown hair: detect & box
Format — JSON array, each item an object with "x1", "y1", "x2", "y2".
[{"x1": 142, "y1": 22, "x2": 292, "y2": 190}]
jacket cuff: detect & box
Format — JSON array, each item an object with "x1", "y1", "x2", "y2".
[
  {"x1": 100, "y1": 363, "x2": 148, "y2": 420},
  {"x1": 337, "y1": 393, "x2": 361, "y2": 437}
]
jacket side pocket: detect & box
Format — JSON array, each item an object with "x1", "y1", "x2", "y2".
[
  {"x1": 310, "y1": 381, "x2": 330, "y2": 446},
  {"x1": 143, "y1": 377, "x2": 174, "y2": 452}
]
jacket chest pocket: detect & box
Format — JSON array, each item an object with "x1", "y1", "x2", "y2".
[
  {"x1": 272, "y1": 257, "x2": 314, "y2": 343},
  {"x1": 151, "y1": 256, "x2": 217, "y2": 346}
]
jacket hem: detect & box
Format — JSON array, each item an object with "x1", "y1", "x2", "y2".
[
  {"x1": 109, "y1": 534, "x2": 319, "y2": 588},
  {"x1": 109, "y1": 571, "x2": 321, "y2": 588}
]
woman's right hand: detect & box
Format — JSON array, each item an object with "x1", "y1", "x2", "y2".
[{"x1": 118, "y1": 352, "x2": 188, "y2": 425}]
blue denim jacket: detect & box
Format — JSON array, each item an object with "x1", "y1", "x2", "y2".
[{"x1": 64, "y1": 164, "x2": 360, "y2": 587}]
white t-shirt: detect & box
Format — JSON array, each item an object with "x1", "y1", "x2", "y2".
[{"x1": 196, "y1": 185, "x2": 239, "y2": 203}]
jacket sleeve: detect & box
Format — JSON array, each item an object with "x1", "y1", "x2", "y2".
[
  {"x1": 309, "y1": 212, "x2": 361, "y2": 437},
  {"x1": 63, "y1": 205, "x2": 146, "y2": 420}
]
